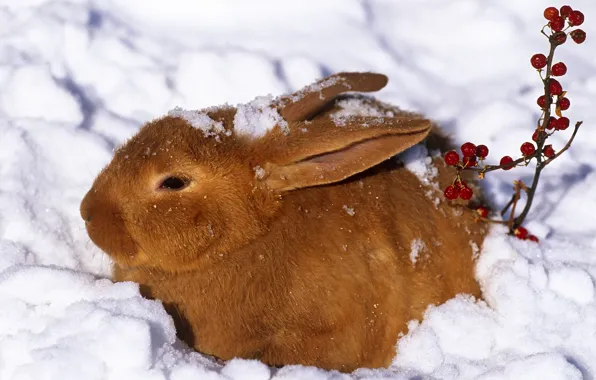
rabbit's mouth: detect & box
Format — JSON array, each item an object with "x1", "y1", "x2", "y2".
[{"x1": 84, "y1": 211, "x2": 143, "y2": 267}]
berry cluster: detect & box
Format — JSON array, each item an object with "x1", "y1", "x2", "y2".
[
  {"x1": 542, "y1": 6, "x2": 586, "y2": 43},
  {"x1": 443, "y1": 181, "x2": 473, "y2": 201},
  {"x1": 442, "y1": 5, "x2": 585, "y2": 242},
  {"x1": 513, "y1": 226, "x2": 540, "y2": 243},
  {"x1": 443, "y1": 142, "x2": 489, "y2": 200}
]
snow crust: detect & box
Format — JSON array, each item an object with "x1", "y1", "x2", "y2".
[
  {"x1": 1, "y1": 1, "x2": 596, "y2": 379},
  {"x1": 398, "y1": 144, "x2": 439, "y2": 188},
  {"x1": 167, "y1": 107, "x2": 230, "y2": 139},
  {"x1": 233, "y1": 95, "x2": 289, "y2": 137}
]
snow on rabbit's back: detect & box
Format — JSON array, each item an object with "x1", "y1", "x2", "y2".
[{"x1": 79, "y1": 72, "x2": 487, "y2": 372}]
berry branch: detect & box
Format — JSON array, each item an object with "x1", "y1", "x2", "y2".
[
  {"x1": 442, "y1": 5, "x2": 586, "y2": 242},
  {"x1": 543, "y1": 120, "x2": 583, "y2": 167}
]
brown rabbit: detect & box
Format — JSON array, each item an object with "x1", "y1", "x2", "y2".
[{"x1": 80, "y1": 72, "x2": 487, "y2": 372}]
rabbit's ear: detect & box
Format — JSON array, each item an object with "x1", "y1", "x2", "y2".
[
  {"x1": 278, "y1": 72, "x2": 388, "y2": 122},
  {"x1": 260, "y1": 117, "x2": 431, "y2": 192}
]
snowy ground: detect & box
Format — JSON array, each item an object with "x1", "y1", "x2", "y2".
[{"x1": 1, "y1": 0, "x2": 596, "y2": 379}]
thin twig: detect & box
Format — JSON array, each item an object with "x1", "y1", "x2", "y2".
[
  {"x1": 508, "y1": 182, "x2": 523, "y2": 230},
  {"x1": 543, "y1": 121, "x2": 583, "y2": 167},
  {"x1": 464, "y1": 157, "x2": 525, "y2": 174},
  {"x1": 499, "y1": 180, "x2": 530, "y2": 216},
  {"x1": 478, "y1": 217, "x2": 508, "y2": 225},
  {"x1": 500, "y1": 195, "x2": 516, "y2": 216}
]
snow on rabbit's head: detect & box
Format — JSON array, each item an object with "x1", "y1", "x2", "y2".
[{"x1": 79, "y1": 72, "x2": 431, "y2": 271}]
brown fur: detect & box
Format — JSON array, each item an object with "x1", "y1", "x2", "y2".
[{"x1": 80, "y1": 72, "x2": 487, "y2": 372}]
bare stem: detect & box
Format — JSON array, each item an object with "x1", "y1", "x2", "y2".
[
  {"x1": 511, "y1": 38, "x2": 559, "y2": 228},
  {"x1": 508, "y1": 182, "x2": 523, "y2": 230},
  {"x1": 500, "y1": 195, "x2": 515, "y2": 216},
  {"x1": 463, "y1": 157, "x2": 525, "y2": 175},
  {"x1": 478, "y1": 217, "x2": 509, "y2": 225}
]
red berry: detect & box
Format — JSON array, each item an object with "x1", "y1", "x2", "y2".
[
  {"x1": 476, "y1": 206, "x2": 489, "y2": 218},
  {"x1": 552, "y1": 31, "x2": 567, "y2": 45},
  {"x1": 476, "y1": 144, "x2": 489, "y2": 159},
  {"x1": 530, "y1": 53, "x2": 547, "y2": 69},
  {"x1": 521, "y1": 142, "x2": 536, "y2": 156},
  {"x1": 549, "y1": 16, "x2": 565, "y2": 32},
  {"x1": 444, "y1": 150, "x2": 460, "y2": 166},
  {"x1": 543, "y1": 7, "x2": 559, "y2": 21},
  {"x1": 546, "y1": 116, "x2": 557, "y2": 130},
  {"x1": 556, "y1": 117, "x2": 570, "y2": 130},
  {"x1": 463, "y1": 156, "x2": 477, "y2": 168},
  {"x1": 461, "y1": 142, "x2": 477, "y2": 158},
  {"x1": 532, "y1": 130, "x2": 543, "y2": 142},
  {"x1": 459, "y1": 186, "x2": 473, "y2": 201},
  {"x1": 528, "y1": 235, "x2": 540, "y2": 243},
  {"x1": 551, "y1": 62, "x2": 567, "y2": 76},
  {"x1": 544, "y1": 144, "x2": 556, "y2": 158},
  {"x1": 514, "y1": 226, "x2": 529, "y2": 239},
  {"x1": 549, "y1": 79, "x2": 563, "y2": 96},
  {"x1": 558, "y1": 97, "x2": 570, "y2": 110},
  {"x1": 569, "y1": 10, "x2": 584, "y2": 26},
  {"x1": 560, "y1": 5, "x2": 573, "y2": 18},
  {"x1": 444, "y1": 185, "x2": 459, "y2": 200},
  {"x1": 500, "y1": 156, "x2": 515, "y2": 170},
  {"x1": 570, "y1": 29, "x2": 586, "y2": 44},
  {"x1": 537, "y1": 95, "x2": 547, "y2": 108}
]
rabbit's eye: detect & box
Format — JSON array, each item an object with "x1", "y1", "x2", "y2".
[{"x1": 159, "y1": 176, "x2": 188, "y2": 190}]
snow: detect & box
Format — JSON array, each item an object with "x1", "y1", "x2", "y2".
[
  {"x1": 167, "y1": 107, "x2": 229, "y2": 139},
  {"x1": 330, "y1": 96, "x2": 396, "y2": 128},
  {"x1": 1, "y1": 1, "x2": 596, "y2": 379},
  {"x1": 548, "y1": 266, "x2": 594, "y2": 305},
  {"x1": 409, "y1": 239, "x2": 427, "y2": 266},
  {"x1": 343, "y1": 205, "x2": 356, "y2": 216},
  {"x1": 398, "y1": 144, "x2": 439, "y2": 188},
  {"x1": 398, "y1": 144, "x2": 442, "y2": 207},
  {"x1": 289, "y1": 76, "x2": 341, "y2": 102},
  {"x1": 234, "y1": 95, "x2": 289, "y2": 137},
  {"x1": 0, "y1": 266, "x2": 176, "y2": 379},
  {"x1": 253, "y1": 165, "x2": 266, "y2": 180}
]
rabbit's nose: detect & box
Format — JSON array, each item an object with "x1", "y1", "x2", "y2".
[
  {"x1": 80, "y1": 193, "x2": 94, "y2": 223},
  {"x1": 81, "y1": 208, "x2": 92, "y2": 223},
  {"x1": 80, "y1": 205, "x2": 93, "y2": 223}
]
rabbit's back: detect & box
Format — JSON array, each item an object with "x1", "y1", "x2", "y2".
[{"x1": 265, "y1": 143, "x2": 484, "y2": 368}]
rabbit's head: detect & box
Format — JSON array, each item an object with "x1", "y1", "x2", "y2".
[{"x1": 80, "y1": 73, "x2": 432, "y2": 272}]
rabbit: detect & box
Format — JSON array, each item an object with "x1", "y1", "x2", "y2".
[{"x1": 80, "y1": 72, "x2": 487, "y2": 372}]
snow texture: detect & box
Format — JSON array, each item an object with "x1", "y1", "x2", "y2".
[
  {"x1": 330, "y1": 96, "x2": 395, "y2": 127},
  {"x1": 289, "y1": 76, "x2": 341, "y2": 102},
  {"x1": 398, "y1": 144, "x2": 442, "y2": 206},
  {"x1": 168, "y1": 106, "x2": 230, "y2": 139},
  {"x1": 343, "y1": 205, "x2": 356, "y2": 216},
  {"x1": 1, "y1": 1, "x2": 596, "y2": 379},
  {"x1": 234, "y1": 95, "x2": 289, "y2": 137},
  {"x1": 409, "y1": 239, "x2": 427, "y2": 266},
  {"x1": 398, "y1": 144, "x2": 439, "y2": 188}
]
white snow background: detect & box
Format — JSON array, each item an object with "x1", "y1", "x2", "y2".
[{"x1": 1, "y1": 0, "x2": 596, "y2": 379}]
